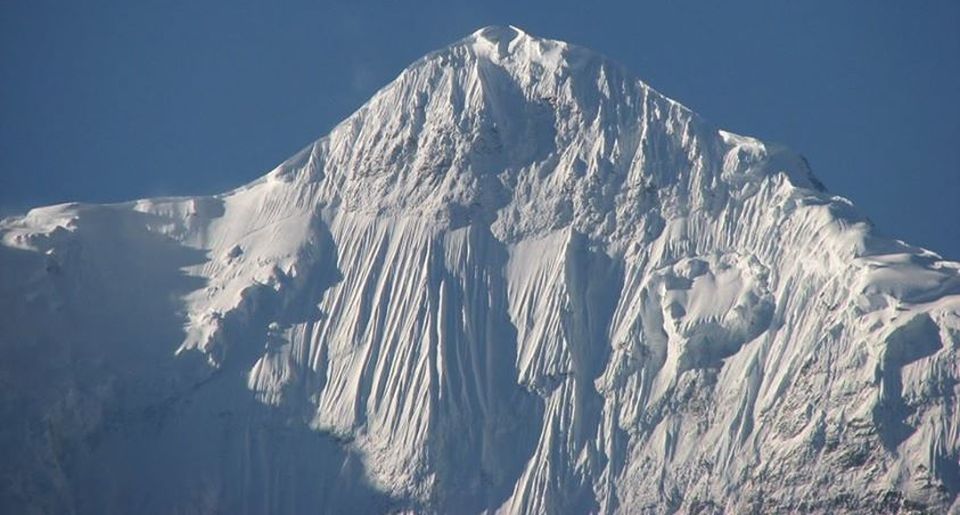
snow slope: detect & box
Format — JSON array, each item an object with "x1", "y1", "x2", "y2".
[{"x1": 2, "y1": 25, "x2": 959, "y2": 513}]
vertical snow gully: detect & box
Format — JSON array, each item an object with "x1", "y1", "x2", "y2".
[{"x1": 429, "y1": 222, "x2": 544, "y2": 512}]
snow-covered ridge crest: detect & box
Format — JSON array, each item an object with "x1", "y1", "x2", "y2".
[
  {"x1": 2, "y1": 26, "x2": 959, "y2": 514},
  {"x1": 265, "y1": 25, "x2": 825, "y2": 248}
]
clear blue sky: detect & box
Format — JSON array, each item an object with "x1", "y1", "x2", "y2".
[{"x1": 2, "y1": 1, "x2": 958, "y2": 258}]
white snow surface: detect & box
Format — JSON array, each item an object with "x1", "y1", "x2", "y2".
[{"x1": 2, "y1": 26, "x2": 959, "y2": 513}]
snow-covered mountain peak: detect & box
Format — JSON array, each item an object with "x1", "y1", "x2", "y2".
[
  {"x1": 463, "y1": 25, "x2": 578, "y2": 72},
  {"x1": 470, "y1": 24, "x2": 529, "y2": 51},
  {"x1": 2, "y1": 27, "x2": 960, "y2": 514},
  {"x1": 264, "y1": 27, "x2": 826, "y2": 247}
]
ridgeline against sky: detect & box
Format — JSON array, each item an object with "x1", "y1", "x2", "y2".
[{"x1": 1, "y1": 1, "x2": 958, "y2": 258}]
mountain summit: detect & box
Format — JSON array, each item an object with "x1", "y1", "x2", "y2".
[{"x1": 2, "y1": 27, "x2": 959, "y2": 514}]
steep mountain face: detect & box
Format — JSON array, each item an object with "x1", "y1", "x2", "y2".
[{"x1": 2, "y1": 26, "x2": 959, "y2": 514}]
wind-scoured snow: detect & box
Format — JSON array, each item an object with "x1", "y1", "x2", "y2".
[{"x1": 2, "y1": 25, "x2": 959, "y2": 513}]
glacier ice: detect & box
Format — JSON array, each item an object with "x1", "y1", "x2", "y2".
[{"x1": 1, "y1": 25, "x2": 959, "y2": 513}]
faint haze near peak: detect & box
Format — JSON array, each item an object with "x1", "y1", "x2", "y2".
[{"x1": 1, "y1": 0, "x2": 958, "y2": 258}]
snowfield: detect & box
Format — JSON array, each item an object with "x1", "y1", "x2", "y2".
[{"x1": 2, "y1": 26, "x2": 959, "y2": 514}]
